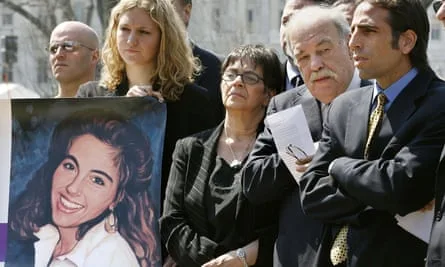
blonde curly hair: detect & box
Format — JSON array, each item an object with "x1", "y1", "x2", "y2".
[{"x1": 100, "y1": 0, "x2": 200, "y2": 101}]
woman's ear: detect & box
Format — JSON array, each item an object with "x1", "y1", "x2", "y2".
[
  {"x1": 112, "y1": 191, "x2": 125, "y2": 208},
  {"x1": 263, "y1": 88, "x2": 276, "y2": 107}
]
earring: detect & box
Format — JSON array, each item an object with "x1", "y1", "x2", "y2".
[{"x1": 105, "y1": 207, "x2": 118, "y2": 233}]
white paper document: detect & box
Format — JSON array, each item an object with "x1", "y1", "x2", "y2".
[
  {"x1": 265, "y1": 105, "x2": 316, "y2": 184},
  {"x1": 395, "y1": 205, "x2": 434, "y2": 243}
]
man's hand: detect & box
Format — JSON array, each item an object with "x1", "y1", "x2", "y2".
[
  {"x1": 295, "y1": 156, "x2": 313, "y2": 173},
  {"x1": 420, "y1": 199, "x2": 435, "y2": 212}
]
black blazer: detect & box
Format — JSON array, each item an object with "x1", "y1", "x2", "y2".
[
  {"x1": 160, "y1": 123, "x2": 277, "y2": 266},
  {"x1": 192, "y1": 43, "x2": 224, "y2": 121},
  {"x1": 243, "y1": 79, "x2": 371, "y2": 267},
  {"x1": 427, "y1": 147, "x2": 445, "y2": 266},
  {"x1": 76, "y1": 81, "x2": 219, "y2": 204},
  {"x1": 300, "y1": 68, "x2": 445, "y2": 267}
]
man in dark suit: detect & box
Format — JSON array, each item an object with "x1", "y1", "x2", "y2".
[
  {"x1": 242, "y1": 6, "x2": 369, "y2": 267},
  {"x1": 299, "y1": 0, "x2": 445, "y2": 266},
  {"x1": 172, "y1": 0, "x2": 224, "y2": 121}
]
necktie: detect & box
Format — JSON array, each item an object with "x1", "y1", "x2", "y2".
[
  {"x1": 330, "y1": 92, "x2": 387, "y2": 265},
  {"x1": 291, "y1": 74, "x2": 303, "y2": 88}
]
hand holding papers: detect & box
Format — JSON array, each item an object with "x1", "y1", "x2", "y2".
[
  {"x1": 265, "y1": 105, "x2": 316, "y2": 184},
  {"x1": 395, "y1": 200, "x2": 434, "y2": 243}
]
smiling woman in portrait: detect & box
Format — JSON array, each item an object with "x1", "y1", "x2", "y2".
[{"x1": 7, "y1": 109, "x2": 158, "y2": 267}]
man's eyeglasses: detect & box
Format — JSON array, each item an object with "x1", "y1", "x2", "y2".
[
  {"x1": 222, "y1": 71, "x2": 264, "y2": 85},
  {"x1": 433, "y1": 0, "x2": 444, "y2": 13},
  {"x1": 47, "y1": 41, "x2": 95, "y2": 55}
]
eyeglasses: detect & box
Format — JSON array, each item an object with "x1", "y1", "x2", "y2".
[
  {"x1": 47, "y1": 41, "x2": 95, "y2": 55},
  {"x1": 433, "y1": 0, "x2": 444, "y2": 13},
  {"x1": 222, "y1": 71, "x2": 264, "y2": 85},
  {"x1": 286, "y1": 144, "x2": 309, "y2": 163}
]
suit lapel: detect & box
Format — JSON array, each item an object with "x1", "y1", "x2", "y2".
[
  {"x1": 298, "y1": 89, "x2": 323, "y2": 141},
  {"x1": 370, "y1": 70, "x2": 434, "y2": 158},
  {"x1": 186, "y1": 123, "x2": 223, "y2": 235},
  {"x1": 345, "y1": 86, "x2": 374, "y2": 155},
  {"x1": 385, "y1": 70, "x2": 433, "y2": 133}
]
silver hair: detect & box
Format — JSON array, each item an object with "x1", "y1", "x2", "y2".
[{"x1": 285, "y1": 5, "x2": 350, "y2": 57}]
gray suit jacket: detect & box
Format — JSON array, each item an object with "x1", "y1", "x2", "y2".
[{"x1": 242, "y1": 79, "x2": 370, "y2": 267}]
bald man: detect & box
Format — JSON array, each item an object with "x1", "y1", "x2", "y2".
[{"x1": 49, "y1": 21, "x2": 99, "y2": 98}]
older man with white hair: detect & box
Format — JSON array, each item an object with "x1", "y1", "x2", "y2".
[{"x1": 242, "y1": 5, "x2": 370, "y2": 267}]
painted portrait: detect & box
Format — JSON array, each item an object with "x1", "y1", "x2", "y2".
[{"x1": 1, "y1": 97, "x2": 165, "y2": 267}]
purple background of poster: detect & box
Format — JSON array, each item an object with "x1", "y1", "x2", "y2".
[{"x1": 0, "y1": 223, "x2": 6, "y2": 261}]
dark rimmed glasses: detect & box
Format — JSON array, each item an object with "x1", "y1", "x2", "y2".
[
  {"x1": 433, "y1": 0, "x2": 444, "y2": 13},
  {"x1": 47, "y1": 40, "x2": 95, "y2": 55},
  {"x1": 222, "y1": 71, "x2": 264, "y2": 85}
]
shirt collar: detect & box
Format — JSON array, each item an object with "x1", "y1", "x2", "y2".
[
  {"x1": 372, "y1": 67, "x2": 418, "y2": 108},
  {"x1": 286, "y1": 60, "x2": 300, "y2": 81},
  {"x1": 35, "y1": 220, "x2": 111, "y2": 267}
]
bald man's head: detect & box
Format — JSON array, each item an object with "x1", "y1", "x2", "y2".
[
  {"x1": 50, "y1": 21, "x2": 99, "y2": 50},
  {"x1": 49, "y1": 21, "x2": 99, "y2": 97}
]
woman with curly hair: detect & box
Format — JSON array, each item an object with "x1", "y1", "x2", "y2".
[
  {"x1": 7, "y1": 109, "x2": 159, "y2": 267},
  {"x1": 77, "y1": 0, "x2": 218, "y2": 203}
]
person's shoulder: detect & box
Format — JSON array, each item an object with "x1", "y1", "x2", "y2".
[
  {"x1": 182, "y1": 83, "x2": 210, "y2": 99},
  {"x1": 269, "y1": 85, "x2": 308, "y2": 112},
  {"x1": 330, "y1": 85, "x2": 372, "y2": 110},
  {"x1": 193, "y1": 43, "x2": 222, "y2": 64},
  {"x1": 85, "y1": 232, "x2": 139, "y2": 267},
  {"x1": 173, "y1": 124, "x2": 221, "y2": 156},
  {"x1": 181, "y1": 123, "x2": 221, "y2": 145},
  {"x1": 76, "y1": 81, "x2": 109, "y2": 98},
  {"x1": 274, "y1": 85, "x2": 306, "y2": 102}
]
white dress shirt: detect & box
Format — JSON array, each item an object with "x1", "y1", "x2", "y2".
[{"x1": 34, "y1": 220, "x2": 139, "y2": 267}]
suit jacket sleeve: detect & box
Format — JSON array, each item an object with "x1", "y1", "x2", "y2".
[
  {"x1": 242, "y1": 96, "x2": 296, "y2": 204},
  {"x1": 330, "y1": 111, "x2": 445, "y2": 215},
  {"x1": 299, "y1": 116, "x2": 366, "y2": 224},
  {"x1": 160, "y1": 139, "x2": 217, "y2": 265},
  {"x1": 300, "y1": 93, "x2": 445, "y2": 224}
]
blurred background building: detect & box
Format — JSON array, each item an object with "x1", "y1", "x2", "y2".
[{"x1": 0, "y1": 0, "x2": 444, "y2": 97}]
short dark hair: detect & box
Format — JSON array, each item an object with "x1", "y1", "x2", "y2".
[
  {"x1": 357, "y1": 0, "x2": 430, "y2": 70},
  {"x1": 221, "y1": 44, "x2": 284, "y2": 93},
  {"x1": 183, "y1": 0, "x2": 192, "y2": 5}
]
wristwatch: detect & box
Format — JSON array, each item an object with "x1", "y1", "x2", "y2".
[{"x1": 236, "y1": 248, "x2": 248, "y2": 267}]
